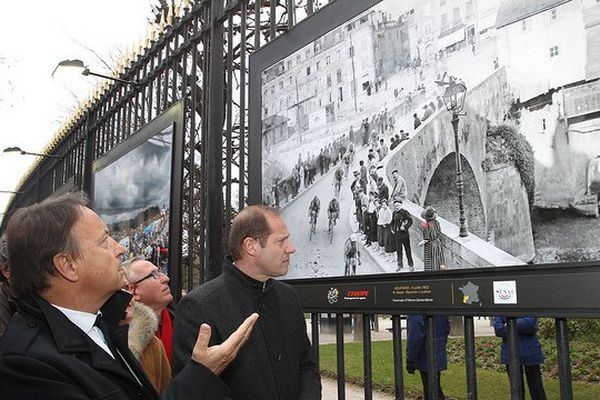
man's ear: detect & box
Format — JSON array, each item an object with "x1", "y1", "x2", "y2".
[
  {"x1": 242, "y1": 237, "x2": 258, "y2": 257},
  {"x1": 52, "y1": 253, "x2": 79, "y2": 283}
]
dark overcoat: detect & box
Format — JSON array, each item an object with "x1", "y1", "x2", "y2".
[
  {"x1": 493, "y1": 317, "x2": 544, "y2": 365},
  {"x1": 406, "y1": 315, "x2": 450, "y2": 372},
  {"x1": 173, "y1": 260, "x2": 322, "y2": 400},
  {"x1": 0, "y1": 294, "x2": 229, "y2": 400}
]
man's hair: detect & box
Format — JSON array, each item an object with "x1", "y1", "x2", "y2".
[
  {"x1": 229, "y1": 205, "x2": 280, "y2": 261},
  {"x1": 123, "y1": 255, "x2": 146, "y2": 282},
  {"x1": 6, "y1": 192, "x2": 88, "y2": 298}
]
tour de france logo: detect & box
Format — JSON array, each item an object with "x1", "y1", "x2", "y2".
[{"x1": 327, "y1": 287, "x2": 339, "y2": 304}]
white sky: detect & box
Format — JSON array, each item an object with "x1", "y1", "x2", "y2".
[{"x1": 0, "y1": 0, "x2": 156, "y2": 221}]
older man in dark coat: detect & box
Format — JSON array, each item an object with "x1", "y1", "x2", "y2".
[{"x1": 0, "y1": 193, "x2": 258, "y2": 400}]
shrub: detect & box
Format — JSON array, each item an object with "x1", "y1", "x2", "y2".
[{"x1": 483, "y1": 124, "x2": 535, "y2": 205}]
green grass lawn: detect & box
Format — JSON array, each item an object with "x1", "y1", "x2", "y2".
[{"x1": 319, "y1": 340, "x2": 600, "y2": 400}]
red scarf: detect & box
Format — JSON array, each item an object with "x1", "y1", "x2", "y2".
[{"x1": 156, "y1": 308, "x2": 173, "y2": 364}]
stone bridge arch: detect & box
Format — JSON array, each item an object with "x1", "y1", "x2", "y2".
[{"x1": 424, "y1": 152, "x2": 487, "y2": 240}]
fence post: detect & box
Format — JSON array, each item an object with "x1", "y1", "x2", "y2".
[{"x1": 555, "y1": 318, "x2": 573, "y2": 400}]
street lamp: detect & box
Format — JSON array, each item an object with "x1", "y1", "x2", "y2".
[
  {"x1": 435, "y1": 73, "x2": 468, "y2": 237},
  {"x1": 51, "y1": 59, "x2": 138, "y2": 87},
  {"x1": 3, "y1": 146, "x2": 60, "y2": 159}
]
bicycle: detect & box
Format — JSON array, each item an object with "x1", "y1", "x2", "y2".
[
  {"x1": 334, "y1": 178, "x2": 342, "y2": 198},
  {"x1": 327, "y1": 212, "x2": 337, "y2": 244},
  {"x1": 309, "y1": 210, "x2": 318, "y2": 241}
]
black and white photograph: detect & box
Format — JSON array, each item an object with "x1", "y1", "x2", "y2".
[
  {"x1": 255, "y1": 0, "x2": 600, "y2": 279},
  {"x1": 93, "y1": 125, "x2": 173, "y2": 274}
]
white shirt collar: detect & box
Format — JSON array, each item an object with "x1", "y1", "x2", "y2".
[{"x1": 51, "y1": 304, "x2": 100, "y2": 336}]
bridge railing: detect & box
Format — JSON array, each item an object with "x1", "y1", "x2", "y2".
[{"x1": 288, "y1": 263, "x2": 600, "y2": 400}]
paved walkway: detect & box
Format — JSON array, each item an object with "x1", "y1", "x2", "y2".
[{"x1": 321, "y1": 377, "x2": 395, "y2": 400}]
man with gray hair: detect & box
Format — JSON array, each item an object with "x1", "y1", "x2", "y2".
[
  {"x1": 126, "y1": 256, "x2": 174, "y2": 363},
  {"x1": 0, "y1": 193, "x2": 258, "y2": 399}
]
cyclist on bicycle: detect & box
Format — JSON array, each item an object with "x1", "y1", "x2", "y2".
[
  {"x1": 308, "y1": 195, "x2": 320, "y2": 226},
  {"x1": 333, "y1": 167, "x2": 343, "y2": 196},
  {"x1": 328, "y1": 197, "x2": 340, "y2": 229},
  {"x1": 344, "y1": 234, "x2": 361, "y2": 276}
]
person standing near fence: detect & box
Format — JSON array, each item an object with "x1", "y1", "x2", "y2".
[
  {"x1": 493, "y1": 317, "x2": 547, "y2": 400},
  {"x1": 406, "y1": 314, "x2": 450, "y2": 400},
  {"x1": 419, "y1": 206, "x2": 446, "y2": 271}
]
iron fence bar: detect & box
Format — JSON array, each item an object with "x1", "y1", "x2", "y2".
[
  {"x1": 426, "y1": 315, "x2": 439, "y2": 400},
  {"x1": 311, "y1": 312, "x2": 320, "y2": 368},
  {"x1": 82, "y1": 112, "x2": 95, "y2": 195},
  {"x1": 206, "y1": 0, "x2": 225, "y2": 280},
  {"x1": 464, "y1": 316, "x2": 477, "y2": 400},
  {"x1": 336, "y1": 313, "x2": 346, "y2": 400},
  {"x1": 238, "y1": 0, "x2": 247, "y2": 208},
  {"x1": 363, "y1": 314, "x2": 373, "y2": 400},
  {"x1": 306, "y1": 0, "x2": 313, "y2": 15},
  {"x1": 507, "y1": 318, "x2": 523, "y2": 400},
  {"x1": 187, "y1": 17, "x2": 198, "y2": 292},
  {"x1": 163, "y1": 41, "x2": 171, "y2": 109},
  {"x1": 269, "y1": 0, "x2": 276, "y2": 39},
  {"x1": 224, "y1": 13, "x2": 234, "y2": 234},
  {"x1": 286, "y1": 0, "x2": 295, "y2": 29},
  {"x1": 254, "y1": 0, "x2": 260, "y2": 50},
  {"x1": 555, "y1": 318, "x2": 573, "y2": 400},
  {"x1": 172, "y1": 34, "x2": 180, "y2": 104},
  {"x1": 199, "y1": 7, "x2": 210, "y2": 283},
  {"x1": 392, "y1": 315, "x2": 404, "y2": 400}
]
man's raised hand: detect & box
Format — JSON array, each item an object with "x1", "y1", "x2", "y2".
[{"x1": 191, "y1": 313, "x2": 259, "y2": 375}]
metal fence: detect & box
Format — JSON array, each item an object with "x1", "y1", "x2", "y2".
[
  {"x1": 2, "y1": 0, "x2": 328, "y2": 292},
  {"x1": 291, "y1": 264, "x2": 600, "y2": 400}
]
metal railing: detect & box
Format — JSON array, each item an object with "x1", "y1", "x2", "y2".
[{"x1": 290, "y1": 263, "x2": 600, "y2": 400}]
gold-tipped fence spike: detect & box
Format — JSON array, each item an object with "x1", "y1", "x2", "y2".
[
  {"x1": 138, "y1": 37, "x2": 145, "y2": 57},
  {"x1": 148, "y1": 24, "x2": 156, "y2": 43},
  {"x1": 159, "y1": 10, "x2": 167, "y2": 33},
  {"x1": 174, "y1": 0, "x2": 181, "y2": 19},
  {"x1": 183, "y1": 0, "x2": 191, "y2": 12},
  {"x1": 166, "y1": 2, "x2": 174, "y2": 26}
]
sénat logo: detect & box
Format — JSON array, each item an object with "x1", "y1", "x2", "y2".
[{"x1": 493, "y1": 281, "x2": 517, "y2": 304}]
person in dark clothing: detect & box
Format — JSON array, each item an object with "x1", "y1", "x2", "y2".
[
  {"x1": 390, "y1": 199, "x2": 413, "y2": 271},
  {"x1": 0, "y1": 193, "x2": 258, "y2": 400},
  {"x1": 413, "y1": 113, "x2": 421, "y2": 129},
  {"x1": 493, "y1": 317, "x2": 547, "y2": 400},
  {"x1": 406, "y1": 315, "x2": 450, "y2": 400},
  {"x1": 377, "y1": 176, "x2": 389, "y2": 201},
  {"x1": 173, "y1": 205, "x2": 322, "y2": 400},
  {"x1": 0, "y1": 234, "x2": 16, "y2": 338}
]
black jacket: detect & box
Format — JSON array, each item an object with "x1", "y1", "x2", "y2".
[
  {"x1": 173, "y1": 260, "x2": 321, "y2": 400},
  {"x1": 0, "y1": 294, "x2": 229, "y2": 400},
  {"x1": 391, "y1": 209, "x2": 413, "y2": 238}
]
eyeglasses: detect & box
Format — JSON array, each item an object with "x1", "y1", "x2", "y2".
[{"x1": 133, "y1": 269, "x2": 162, "y2": 285}]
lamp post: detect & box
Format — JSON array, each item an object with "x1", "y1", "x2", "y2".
[
  {"x1": 435, "y1": 74, "x2": 468, "y2": 237},
  {"x1": 51, "y1": 59, "x2": 138, "y2": 87},
  {"x1": 3, "y1": 146, "x2": 60, "y2": 159}
]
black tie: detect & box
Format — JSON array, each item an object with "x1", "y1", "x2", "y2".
[
  {"x1": 94, "y1": 315, "x2": 118, "y2": 356},
  {"x1": 94, "y1": 315, "x2": 143, "y2": 386}
]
